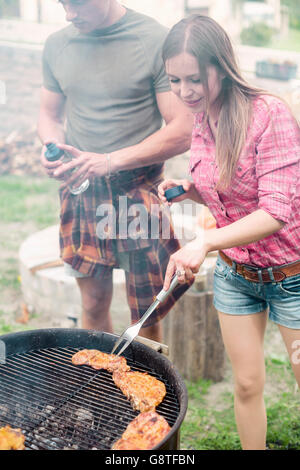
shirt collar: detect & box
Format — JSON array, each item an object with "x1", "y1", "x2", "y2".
[{"x1": 194, "y1": 112, "x2": 214, "y2": 142}]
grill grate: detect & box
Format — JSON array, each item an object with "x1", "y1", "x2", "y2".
[{"x1": 0, "y1": 347, "x2": 180, "y2": 450}]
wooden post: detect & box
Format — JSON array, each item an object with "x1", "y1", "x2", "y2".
[{"x1": 162, "y1": 287, "x2": 225, "y2": 383}]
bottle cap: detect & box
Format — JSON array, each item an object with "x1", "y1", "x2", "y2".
[
  {"x1": 165, "y1": 185, "x2": 186, "y2": 202},
  {"x1": 45, "y1": 143, "x2": 64, "y2": 162}
]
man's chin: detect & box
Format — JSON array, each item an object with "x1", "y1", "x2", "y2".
[{"x1": 72, "y1": 22, "x2": 93, "y2": 33}]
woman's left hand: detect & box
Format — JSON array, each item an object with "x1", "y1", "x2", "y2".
[
  {"x1": 163, "y1": 237, "x2": 208, "y2": 290},
  {"x1": 53, "y1": 144, "x2": 111, "y2": 187}
]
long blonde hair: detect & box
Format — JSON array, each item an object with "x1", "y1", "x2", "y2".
[{"x1": 162, "y1": 15, "x2": 267, "y2": 188}]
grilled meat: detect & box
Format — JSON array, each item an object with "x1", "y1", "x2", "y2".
[
  {"x1": 112, "y1": 411, "x2": 171, "y2": 450},
  {"x1": 71, "y1": 349, "x2": 99, "y2": 365},
  {"x1": 0, "y1": 425, "x2": 25, "y2": 450},
  {"x1": 89, "y1": 351, "x2": 130, "y2": 373},
  {"x1": 71, "y1": 349, "x2": 130, "y2": 373},
  {"x1": 112, "y1": 370, "x2": 166, "y2": 412}
]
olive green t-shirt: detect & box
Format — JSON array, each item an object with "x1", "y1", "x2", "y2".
[{"x1": 42, "y1": 8, "x2": 171, "y2": 154}]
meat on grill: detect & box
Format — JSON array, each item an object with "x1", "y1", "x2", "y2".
[
  {"x1": 112, "y1": 370, "x2": 166, "y2": 412},
  {"x1": 71, "y1": 349, "x2": 99, "y2": 365},
  {"x1": 71, "y1": 349, "x2": 130, "y2": 373},
  {"x1": 112, "y1": 411, "x2": 171, "y2": 450},
  {"x1": 0, "y1": 425, "x2": 25, "y2": 450}
]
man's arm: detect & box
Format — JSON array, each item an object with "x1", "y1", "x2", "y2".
[
  {"x1": 38, "y1": 87, "x2": 66, "y2": 144},
  {"x1": 110, "y1": 91, "x2": 194, "y2": 172},
  {"x1": 37, "y1": 87, "x2": 66, "y2": 174},
  {"x1": 53, "y1": 91, "x2": 194, "y2": 183}
]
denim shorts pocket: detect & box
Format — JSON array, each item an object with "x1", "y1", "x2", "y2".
[
  {"x1": 278, "y1": 274, "x2": 300, "y2": 296},
  {"x1": 214, "y1": 259, "x2": 231, "y2": 280}
]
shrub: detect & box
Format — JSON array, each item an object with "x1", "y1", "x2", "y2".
[{"x1": 240, "y1": 22, "x2": 275, "y2": 47}]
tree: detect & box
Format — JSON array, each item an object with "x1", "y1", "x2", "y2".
[{"x1": 240, "y1": 22, "x2": 274, "y2": 46}]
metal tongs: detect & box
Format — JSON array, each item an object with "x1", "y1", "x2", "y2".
[{"x1": 111, "y1": 275, "x2": 179, "y2": 356}]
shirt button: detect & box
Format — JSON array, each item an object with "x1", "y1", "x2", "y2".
[{"x1": 221, "y1": 207, "x2": 224, "y2": 211}]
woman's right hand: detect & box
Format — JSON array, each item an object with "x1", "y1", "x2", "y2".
[{"x1": 158, "y1": 179, "x2": 194, "y2": 205}]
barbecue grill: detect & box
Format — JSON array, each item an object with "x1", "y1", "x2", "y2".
[{"x1": 0, "y1": 328, "x2": 188, "y2": 450}]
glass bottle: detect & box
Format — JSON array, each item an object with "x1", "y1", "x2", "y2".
[{"x1": 45, "y1": 143, "x2": 89, "y2": 195}]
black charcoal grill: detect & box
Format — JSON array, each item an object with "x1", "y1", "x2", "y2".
[{"x1": 0, "y1": 328, "x2": 187, "y2": 450}]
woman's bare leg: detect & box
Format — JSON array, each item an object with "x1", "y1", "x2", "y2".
[{"x1": 218, "y1": 310, "x2": 268, "y2": 450}]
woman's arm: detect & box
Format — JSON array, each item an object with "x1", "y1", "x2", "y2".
[
  {"x1": 163, "y1": 209, "x2": 285, "y2": 289},
  {"x1": 204, "y1": 209, "x2": 285, "y2": 253}
]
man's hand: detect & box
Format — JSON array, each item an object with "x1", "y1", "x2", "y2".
[
  {"x1": 40, "y1": 138, "x2": 64, "y2": 180},
  {"x1": 53, "y1": 143, "x2": 110, "y2": 188}
]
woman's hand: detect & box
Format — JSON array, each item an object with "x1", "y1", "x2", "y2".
[
  {"x1": 53, "y1": 144, "x2": 111, "y2": 187},
  {"x1": 158, "y1": 178, "x2": 195, "y2": 206},
  {"x1": 163, "y1": 236, "x2": 208, "y2": 290}
]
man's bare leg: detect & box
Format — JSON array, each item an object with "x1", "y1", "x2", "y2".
[
  {"x1": 76, "y1": 275, "x2": 113, "y2": 332},
  {"x1": 140, "y1": 322, "x2": 163, "y2": 343}
]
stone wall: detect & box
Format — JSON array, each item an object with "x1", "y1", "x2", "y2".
[{"x1": 0, "y1": 44, "x2": 42, "y2": 140}]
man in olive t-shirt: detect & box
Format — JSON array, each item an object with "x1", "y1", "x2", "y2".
[{"x1": 38, "y1": 0, "x2": 193, "y2": 342}]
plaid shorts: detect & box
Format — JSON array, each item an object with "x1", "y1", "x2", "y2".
[{"x1": 60, "y1": 164, "x2": 192, "y2": 326}]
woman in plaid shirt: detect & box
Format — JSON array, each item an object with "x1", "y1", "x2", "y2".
[{"x1": 159, "y1": 15, "x2": 300, "y2": 450}]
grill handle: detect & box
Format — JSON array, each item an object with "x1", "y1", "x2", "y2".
[{"x1": 135, "y1": 335, "x2": 169, "y2": 355}]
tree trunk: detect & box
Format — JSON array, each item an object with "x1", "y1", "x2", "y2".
[{"x1": 162, "y1": 288, "x2": 225, "y2": 382}]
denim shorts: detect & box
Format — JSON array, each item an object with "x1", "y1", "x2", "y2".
[{"x1": 213, "y1": 255, "x2": 300, "y2": 329}]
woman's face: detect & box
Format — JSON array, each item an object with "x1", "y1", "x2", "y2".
[{"x1": 166, "y1": 52, "x2": 224, "y2": 117}]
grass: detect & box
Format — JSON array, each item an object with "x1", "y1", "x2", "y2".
[
  {"x1": 0, "y1": 175, "x2": 60, "y2": 225},
  {"x1": 0, "y1": 175, "x2": 60, "y2": 335}
]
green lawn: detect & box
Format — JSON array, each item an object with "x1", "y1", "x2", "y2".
[
  {"x1": 0, "y1": 174, "x2": 60, "y2": 225},
  {"x1": 0, "y1": 175, "x2": 60, "y2": 334}
]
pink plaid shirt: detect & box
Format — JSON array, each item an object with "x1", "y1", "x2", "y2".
[{"x1": 190, "y1": 95, "x2": 300, "y2": 267}]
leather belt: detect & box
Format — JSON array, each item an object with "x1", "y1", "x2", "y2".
[{"x1": 219, "y1": 251, "x2": 300, "y2": 283}]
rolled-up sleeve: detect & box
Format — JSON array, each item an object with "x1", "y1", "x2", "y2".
[{"x1": 255, "y1": 99, "x2": 300, "y2": 223}]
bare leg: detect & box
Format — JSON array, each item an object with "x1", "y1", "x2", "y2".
[
  {"x1": 277, "y1": 324, "x2": 300, "y2": 387},
  {"x1": 140, "y1": 322, "x2": 163, "y2": 343},
  {"x1": 218, "y1": 310, "x2": 268, "y2": 450},
  {"x1": 76, "y1": 275, "x2": 113, "y2": 332}
]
